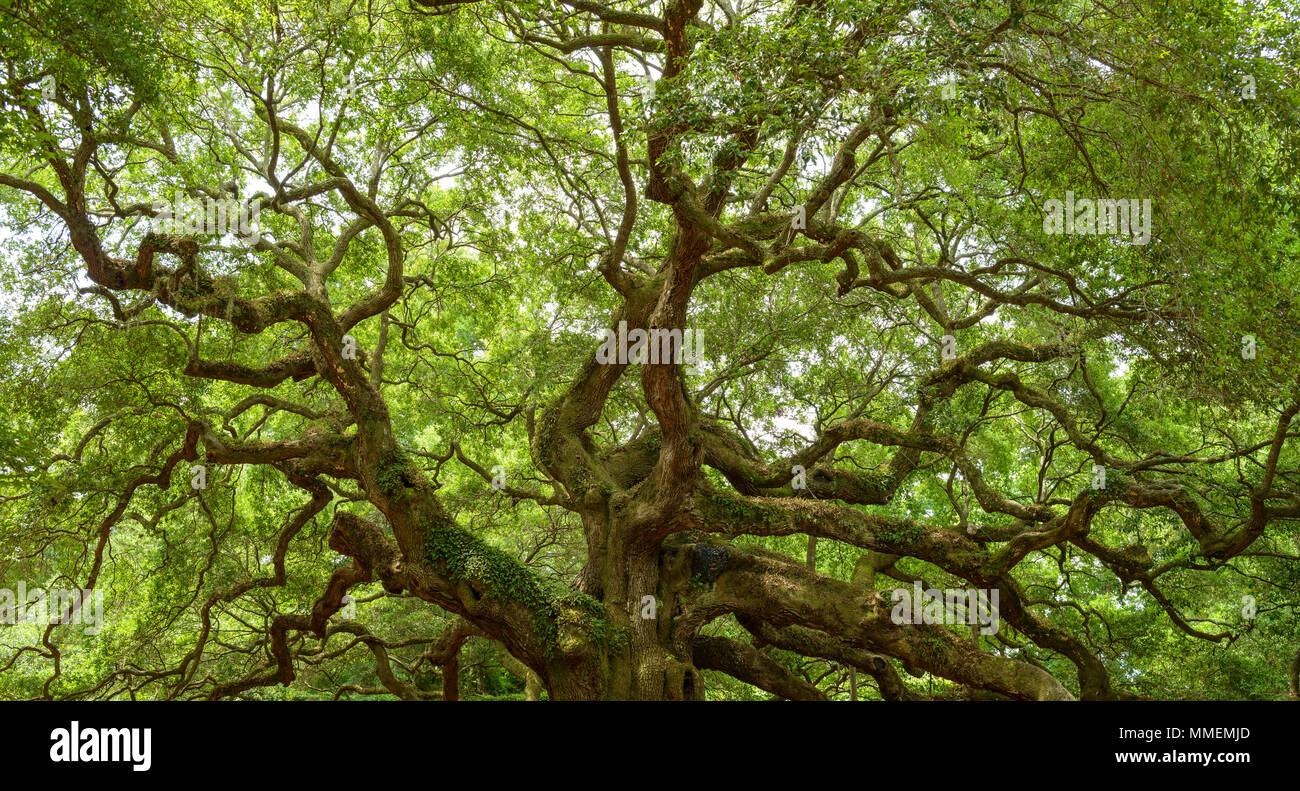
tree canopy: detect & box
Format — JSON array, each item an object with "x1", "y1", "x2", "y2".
[{"x1": 1, "y1": 0, "x2": 1298, "y2": 700}]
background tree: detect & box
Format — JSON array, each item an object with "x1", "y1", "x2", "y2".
[{"x1": 0, "y1": 0, "x2": 1298, "y2": 700}]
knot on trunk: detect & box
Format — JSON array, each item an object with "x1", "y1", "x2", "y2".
[{"x1": 692, "y1": 543, "x2": 729, "y2": 583}]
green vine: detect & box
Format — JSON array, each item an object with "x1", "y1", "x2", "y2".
[{"x1": 423, "y1": 525, "x2": 613, "y2": 657}]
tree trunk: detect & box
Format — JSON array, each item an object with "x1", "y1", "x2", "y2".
[{"x1": 443, "y1": 651, "x2": 459, "y2": 702}]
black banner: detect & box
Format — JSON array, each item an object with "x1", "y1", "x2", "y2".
[{"x1": 0, "y1": 701, "x2": 1287, "y2": 780}]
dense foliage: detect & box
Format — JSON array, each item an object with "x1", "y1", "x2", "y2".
[{"x1": 0, "y1": 0, "x2": 1298, "y2": 700}]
